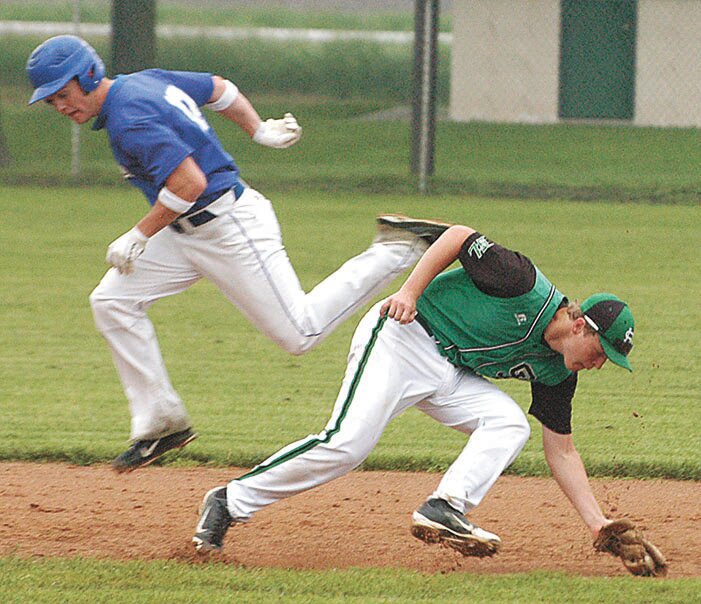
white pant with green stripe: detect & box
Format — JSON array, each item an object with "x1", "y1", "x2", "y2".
[{"x1": 226, "y1": 301, "x2": 531, "y2": 520}]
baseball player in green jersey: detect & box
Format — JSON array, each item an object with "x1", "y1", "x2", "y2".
[{"x1": 193, "y1": 218, "x2": 637, "y2": 559}]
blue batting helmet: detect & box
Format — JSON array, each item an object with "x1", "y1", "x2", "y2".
[{"x1": 26, "y1": 35, "x2": 105, "y2": 105}]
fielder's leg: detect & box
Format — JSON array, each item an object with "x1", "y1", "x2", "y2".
[
  {"x1": 411, "y1": 375, "x2": 531, "y2": 556},
  {"x1": 193, "y1": 306, "x2": 441, "y2": 552}
]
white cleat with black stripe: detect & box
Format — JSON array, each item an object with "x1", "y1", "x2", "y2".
[{"x1": 411, "y1": 497, "x2": 501, "y2": 557}]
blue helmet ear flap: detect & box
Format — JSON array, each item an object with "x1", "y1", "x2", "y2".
[
  {"x1": 77, "y1": 52, "x2": 106, "y2": 93},
  {"x1": 26, "y1": 35, "x2": 105, "y2": 104}
]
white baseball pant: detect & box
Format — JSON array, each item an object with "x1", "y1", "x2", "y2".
[
  {"x1": 225, "y1": 301, "x2": 531, "y2": 520},
  {"x1": 89, "y1": 188, "x2": 425, "y2": 441}
]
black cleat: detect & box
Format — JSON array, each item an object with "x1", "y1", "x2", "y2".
[
  {"x1": 376, "y1": 214, "x2": 452, "y2": 246},
  {"x1": 193, "y1": 486, "x2": 233, "y2": 553},
  {"x1": 411, "y1": 497, "x2": 501, "y2": 557},
  {"x1": 111, "y1": 427, "x2": 197, "y2": 473}
]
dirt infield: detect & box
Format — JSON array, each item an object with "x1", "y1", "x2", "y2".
[{"x1": 1, "y1": 462, "x2": 698, "y2": 577}]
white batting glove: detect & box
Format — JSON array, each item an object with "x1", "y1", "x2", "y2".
[
  {"x1": 252, "y1": 112, "x2": 302, "y2": 149},
  {"x1": 106, "y1": 227, "x2": 149, "y2": 275}
]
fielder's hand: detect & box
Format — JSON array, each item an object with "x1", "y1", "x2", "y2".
[
  {"x1": 380, "y1": 289, "x2": 418, "y2": 324},
  {"x1": 106, "y1": 227, "x2": 149, "y2": 275},
  {"x1": 594, "y1": 518, "x2": 668, "y2": 577},
  {"x1": 252, "y1": 113, "x2": 302, "y2": 148}
]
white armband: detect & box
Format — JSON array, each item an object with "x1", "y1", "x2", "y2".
[
  {"x1": 158, "y1": 187, "x2": 196, "y2": 213},
  {"x1": 204, "y1": 79, "x2": 239, "y2": 112}
]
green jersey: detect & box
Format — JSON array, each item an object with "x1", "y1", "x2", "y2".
[{"x1": 416, "y1": 260, "x2": 572, "y2": 387}]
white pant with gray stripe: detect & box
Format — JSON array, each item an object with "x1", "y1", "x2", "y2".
[
  {"x1": 89, "y1": 188, "x2": 425, "y2": 441},
  {"x1": 226, "y1": 301, "x2": 531, "y2": 520}
]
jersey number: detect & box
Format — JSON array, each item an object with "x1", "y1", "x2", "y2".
[
  {"x1": 496, "y1": 362, "x2": 536, "y2": 381},
  {"x1": 164, "y1": 85, "x2": 209, "y2": 132}
]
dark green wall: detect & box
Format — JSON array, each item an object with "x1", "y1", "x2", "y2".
[{"x1": 559, "y1": 0, "x2": 637, "y2": 120}]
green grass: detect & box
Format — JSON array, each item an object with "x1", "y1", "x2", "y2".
[
  {"x1": 1, "y1": 22, "x2": 698, "y2": 203},
  {"x1": 1, "y1": 86, "x2": 699, "y2": 204},
  {"x1": 0, "y1": 187, "x2": 698, "y2": 478},
  {"x1": 0, "y1": 558, "x2": 697, "y2": 604},
  {"x1": 0, "y1": 33, "x2": 448, "y2": 100},
  {"x1": 2, "y1": 0, "x2": 442, "y2": 32},
  {"x1": 0, "y1": 19, "x2": 698, "y2": 597}
]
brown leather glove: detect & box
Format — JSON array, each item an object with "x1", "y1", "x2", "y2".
[{"x1": 594, "y1": 519, "x2": 668, "y2": 577}]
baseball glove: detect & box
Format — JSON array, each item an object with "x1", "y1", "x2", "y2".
[{"x1": 594, "y1": 519, "x2": 668, "y2": 577}]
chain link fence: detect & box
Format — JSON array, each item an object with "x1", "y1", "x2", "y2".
[
  {"x1": 450, "y1": 0, "x2": 701, "y2": 128},
  {"x1": 0, "y1": 0, "x2": 698, "y2": 199},
  {"x1": 0, "y1": 1, "x2": 442, "y2": 175},
  {"x1": 636, "y1": 0, "x2": 701, "y2": 127}
]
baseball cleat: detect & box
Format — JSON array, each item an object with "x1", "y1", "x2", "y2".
[
  {"x1": 193, "y1": 486, "x2": 233, "y2": 553},
  {"x1": 375, "y1": 214, "x2": 452, "y2": 247},
  {"x1": 411, "y1": 497, "x2": 501, "y2": 557},
  {"x1": 111, "y1": 427, "x2": 197, "y2": 473}
]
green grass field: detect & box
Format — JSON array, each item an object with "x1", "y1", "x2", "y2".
[
  {"x1": 1, "y1": 87, "x2": 699, "y2": 604},
  {"x1": 1, "y1": 187, "x2": 699, "y2": 479},
  {"x1": 5, "y1": 190, "x2": 698, "y2": 601},
  {"x1": 1, "y1": 558, "x2": 698, "y2": 604}
]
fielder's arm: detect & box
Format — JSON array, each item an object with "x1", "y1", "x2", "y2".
[
  {"x1": 542, "y1": 425, "x2": 610, "y2": 538},
  {"x1": 381, "y1": 225, "x2": 475, "y2": 323}
]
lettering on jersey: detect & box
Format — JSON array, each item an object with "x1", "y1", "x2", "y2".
[
  {"x1": 514, "y1": 312, "x2": 528, "y2": 326},
  {"x1": 510, "y1": 362, "x2": 536, "y2": 380},
  {"x1": 164, "y1": 85, "x2": 210, "y2": 132},
  {"x1": 467, "y1": 235, "x2": 494, "y2": 260},
  {"x1": 496, "y1": 362, "x2": 536, "y2": 381}
]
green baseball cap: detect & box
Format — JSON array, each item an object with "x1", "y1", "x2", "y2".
[{"x1": 581, "y1": 293, "x2": 635, "y2": 371}]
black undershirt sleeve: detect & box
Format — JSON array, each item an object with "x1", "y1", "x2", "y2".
[
  {"x1": 457, "y1": 232, "x2": 536, "y2": 298},
  {"x1": 528, "y1": 373, "x2": 577, "y2": 434},
  {"x1": 458, "y1": 231, "x2": 575, "y2": 432},
  {"x1": 458, "y1": 233, "x2": 577, "y2": 434}
]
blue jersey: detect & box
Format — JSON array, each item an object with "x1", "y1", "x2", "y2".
[{"x1": 92, "y1": 69, "x2": 240, "y2": 211}]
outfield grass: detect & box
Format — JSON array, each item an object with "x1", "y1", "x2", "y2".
[
  {"x1": 0, "y1": 33, "x2": 445, "y2": 103},
  {"x1": 2, "y1": 0, "x2": 435, "y2": 32},
  {"x1": 1, "y1": 86, "x2": 699, "y2": 204},
  {"x1": 0, "y1": 186, "x2": 698, "y2": 478},
  {"x1": 0, "y1": 558, "x2": 697, "y2": 604},
  {"x1": 0, "y1": 1, "x2": 451, "y2": 102}
]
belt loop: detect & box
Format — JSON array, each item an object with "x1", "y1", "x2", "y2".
[{"x1": 233, "y1": 179, "x2": 246, "y2": 200}]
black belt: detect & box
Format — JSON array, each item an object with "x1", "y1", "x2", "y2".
[
  {"x1": 414, "y1": 313, "x2": 434, "y2": 338},
  {"x1": 170, "y1": 180, "x2": 246, "y2": 234}
]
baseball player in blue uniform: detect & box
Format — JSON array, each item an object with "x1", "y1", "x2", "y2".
[
  {"x1": 192, "y1": 220, "x2": 644, "y2": 565},
  {"x1": 26, "y1": 35, "x2": 444, "y2": 473}
]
